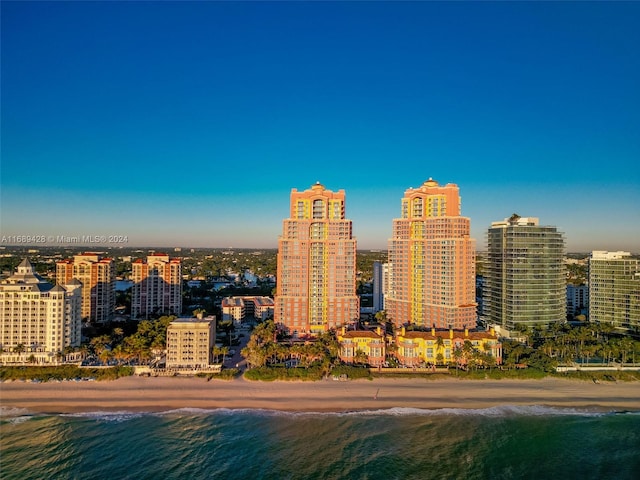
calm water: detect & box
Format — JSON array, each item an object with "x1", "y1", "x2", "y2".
[{"x1": 1, "y1": 406, "x2": 639, "y2": 480}]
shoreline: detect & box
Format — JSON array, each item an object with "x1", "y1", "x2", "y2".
[{"x1": 2, "y1": 376, "x2": 639, "y2": 415}]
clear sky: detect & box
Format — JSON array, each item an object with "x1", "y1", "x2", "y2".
[{"x1": 2, "y1": 1, "x2": 639, "y2": 252}]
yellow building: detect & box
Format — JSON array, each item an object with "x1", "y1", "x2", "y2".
[
  {"x1": 395, "y1": 327, "x2": 502, "y2": 367},
  {"x1": 337, "y1": 326, "x2": 386, "y2": 366}
]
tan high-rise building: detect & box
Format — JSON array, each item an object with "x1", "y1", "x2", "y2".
[
  {"x1": 386, "y1": 178, "x2": 476, "y2": 330},
  {"x1": 1, "y1": 259, "x2": 82, "y2": 364},
  {"x1": 131, "y1": 254, "x2": 182, "y2": 319},
  {"x1": 275, "y1": 182, "x2": 359, "y2": 336},
  {"x1": 56, "y1": 253, "x2": 115, "y2": 323},
  {"x1": 166, "y1": 316, "x2": 216, "y2": 369}
]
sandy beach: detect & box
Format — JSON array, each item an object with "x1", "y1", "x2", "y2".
[{"x1": 2, "y1": 376, "x2": 639, "y2": 415}]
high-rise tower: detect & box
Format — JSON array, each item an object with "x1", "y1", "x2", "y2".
[
  {"x1": 589, "y1": 251, "x2": 640, "y2": 334},
  {"x1": 131, "y1": 254, "x2": 183, "y2": 319},
  {"x1": 275, "y1": 182, "x2": 359, "y2": 336},
  {"x1": 56, "y1": 253, "x2": 115, "y2": 323},
  {"x1": 0, "y1": 259, "x2": 82, "y2": 364},
  {"x1": 483, "y1": 215, "x2": 565, "y2": 331},
  {"x1": 385, "y1": 178, "x2": 476, "y2": 330}
]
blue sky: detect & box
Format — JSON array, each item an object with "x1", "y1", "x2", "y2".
[{"x1": 2, "y1": 1, "x2": 639, "y2": 252}]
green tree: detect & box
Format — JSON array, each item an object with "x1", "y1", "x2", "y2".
[{"x1": 353, "y1": 349, "x2": 368, "y2": 366}]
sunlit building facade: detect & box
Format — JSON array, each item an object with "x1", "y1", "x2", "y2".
[
  {"x1": 131, "y1": 254, "x2": 183, "y2": 319},
  {"x1": 385, "y1": 179, "x2": 476, "y2": 330},
  {"x1": 337, "y1": 326, "x2": 386, "y2": 367},
  {"x1": 166, "y1": 316, "x2": 216, "y2": 369},
  {"x1": 395, "y1": 326, "x2": 502, "y2": 367},
  {"x1": 1, "y1": 259, "x2": 82, "y2": 364},
  {"x1": 275, "y1": 182, "x2": 359, "y2": 336},
  {"x1": 56, "y1": 253, "x2": 115, "y2": 323}
]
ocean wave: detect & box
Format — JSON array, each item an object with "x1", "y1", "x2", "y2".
[
  {"x1": 13, "y1": 405, "x2": 638, "y2": 420},
  {"x1": 61, "y1": 411, "x2": 144, "y2": 422},
  {"x1": 151, "y1": 405, "x2": 630, "y2": 418},
  {"x1": 0, "y1": 406, "x2": 32, "y2": 418},
  {"x1": 344, "y1": 405, "x2": 613, "y2": 417}
]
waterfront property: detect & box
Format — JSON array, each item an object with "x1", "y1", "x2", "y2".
[
  {"x1": 394, "y1": 326, "x2": 502, "y2": 368},
  {"x1": 385, "y1": 178, "x2": 477, "y2": 330},
  {"x1": 589, "y1": 251, "x2": 640, "y2": 335},
  {"x1": 337, "y1": 326, "x2": 386, "y2": 366},
  {"x1": 275, "y1": 182, "x2": 359, "y2": 336},
  {"x1": 165, "y1": 316, "x2": 216, "y2": 370},
  {"x1": 483, "y1": 215, "x2": 565, "y2": 334},
  {"x1": 0, "y1": 259, "x2": 82, "y2": 364}
]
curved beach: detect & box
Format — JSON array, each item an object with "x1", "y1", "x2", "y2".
[{"x1": 2, "y1": 376, "x2": 639, "y2": 415}]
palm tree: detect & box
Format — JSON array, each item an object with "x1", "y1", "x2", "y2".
[
  {"x1": 14, "y1": 343, "x2": 25, "y2": 354},
  {"x1": 374, "y1": 310, "x2": 387, "y2": 324},
  {"x1": 220, "y1": 346, "x2": 230, "y2": 362},
  {"x1": 354, "y1": 349, "x2": 368, "y2": 366},
  {"x1": 452, "y1": 346, "x2": 464, "y2": 371},
  {"x1": 112, "y1": 327, "x2": 125, "y2": 343},
  {"x1": 435, "y1": 336, "x2": 445, "y2": 364}
]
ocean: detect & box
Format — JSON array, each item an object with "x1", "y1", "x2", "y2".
[{"x1": 1, "y1": 406, "x2": 639, "y2": 480}]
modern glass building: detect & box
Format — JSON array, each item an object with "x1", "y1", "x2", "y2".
[
  {"x1": 483, "y1": 215, "x2": 565, "y2": 331},
  {"x1": 589, "y1": 251, "x2": 640, "y2": 334}
]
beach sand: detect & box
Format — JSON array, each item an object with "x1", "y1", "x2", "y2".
[{"x1": 2, "y1": 376, "x2": 639, "y2": 414}]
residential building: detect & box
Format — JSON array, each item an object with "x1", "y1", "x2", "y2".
[
  {"x1": 372, "y1": 262, "x2": 389, "y2": 313},
  {"x1": 1, "y1": 259, "x2": 82, "y2": 364},
  {"x1": 395, "y1": 326, "x2": 502, "y2": 367},
  {"x1": 131, "y1": 254, "x2": 182, "y2": 319},
  {"x1": 221, "y1": 296, "x2": 275, "y2": 325},
  {"x1": 567, "y1": 284, "x2": 589, "y2": 319},
  {"x1": 385, "y1": 178, "x2": 476, "y2": 330},
  {"x1": 56, "y1": 253, "x2": 115, "y2": 322},
  {"x1": 589, "y1": 251, "x2": 640, "y2": 334},
  {"x1": 275, "y1": 182, "x2": 359, "y2": 336},
  {"x1": 165, "y1": 316, "x2": 216, "y2": 369},
  {"x1": 483, "y1": 215, "x2": 565, "y2": 333},
  {"x1": 337, "y1": 326, "x2": 386, "y2": 366}
]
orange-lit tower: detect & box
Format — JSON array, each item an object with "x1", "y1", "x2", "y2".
[
  {"x1": 56, "y1": 253, "x2": 115, "y2": 323},
  {"x1": 386, "y1": 178, "x2": 476, "y2": 330},
  {"x1": 275, "y1": 182, "x2": 359, "y2": 336}
]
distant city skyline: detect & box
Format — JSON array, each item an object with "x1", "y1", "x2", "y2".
[{"x1": 2, "y1": 2, "x2": 639, "y2": 253}]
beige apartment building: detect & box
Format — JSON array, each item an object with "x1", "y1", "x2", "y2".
[
  {"x1": 165, "y1": 317, "x2": 216, "y2": 369},
  {"x1": 1, "y1": 259, "x2": 82, "y2": 364},
  {"x1": 56, "y1": 253, "x2": 115, "y2": 323},
  {"x1": 221, "y1": 296, "x2": 275, "y2": 325}
]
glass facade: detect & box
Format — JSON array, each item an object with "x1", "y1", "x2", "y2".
[{"x1": 484, "y1": 217, "x2": 565, "y2": 330}]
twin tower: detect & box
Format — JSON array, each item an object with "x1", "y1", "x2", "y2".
[{"x1": 274, "y1": 179, "x2": 476, "y2": 336}]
